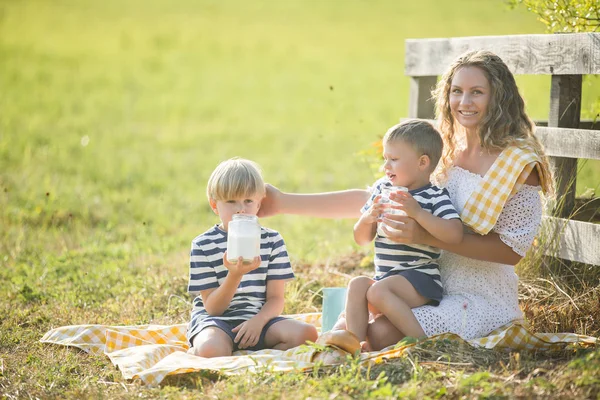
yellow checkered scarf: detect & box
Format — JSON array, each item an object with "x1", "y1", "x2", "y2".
[{"x1": 461, "y1": 145, "x2": 548, "y2": 235}]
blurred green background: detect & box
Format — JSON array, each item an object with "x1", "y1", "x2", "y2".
[{"x1": 1, "y1": 0, "x2": 598, "y2": 268}]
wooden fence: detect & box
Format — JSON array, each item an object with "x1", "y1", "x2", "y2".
[{"x1": 405, "y1": 33, "x2": 600, "y2": 266}]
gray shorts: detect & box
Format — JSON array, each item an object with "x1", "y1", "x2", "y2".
[
  {"x1": 377, "y1": 269, "x2": 442, "y2": 306},
  {"x1": 189, "y1": 316, "x2": 287, "y2": 351}
]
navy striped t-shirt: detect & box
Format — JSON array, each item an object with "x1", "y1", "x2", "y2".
[
  {"x1": 187, "y1": 224, "x2": 294, "y2": 337},
  {"x1": 361, "y1": 178, "x2": 461, "y2": 285}
]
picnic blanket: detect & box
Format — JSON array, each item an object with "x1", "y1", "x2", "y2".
[
  {"x1": 461, "y1": 144, "x2": 550, "y2": 235},
  {"x1": 41, "y1": 312, "x2": 597, "y2": 387}
]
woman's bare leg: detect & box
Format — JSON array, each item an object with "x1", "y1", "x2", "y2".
[{"x1": 366, "y1": 315, "x2": 405, "y2": 351}]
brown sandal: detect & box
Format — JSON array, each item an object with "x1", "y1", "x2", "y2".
[{"x1": 311, "y1": 330, "x2": 361, "y2": 364}]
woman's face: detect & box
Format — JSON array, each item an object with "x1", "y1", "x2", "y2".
[{"x1": 449, "y1": 66, "x2": 491, "y2": 133}]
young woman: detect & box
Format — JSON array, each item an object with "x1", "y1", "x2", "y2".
[{"x1": 259, "y1": 50, "x2": 553, "y2": 350}]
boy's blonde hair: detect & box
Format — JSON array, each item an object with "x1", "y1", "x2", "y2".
[
  {"x1": 206, "y1": 158, "x2": 266, "y2": 201},
  {"x1": 383, "y1": 119, "x2": 443, "y2": 172}
]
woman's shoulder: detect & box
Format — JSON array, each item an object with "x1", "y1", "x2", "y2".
[{"x1": 523, "y1": 168, "x2": 540, "y2": 186}]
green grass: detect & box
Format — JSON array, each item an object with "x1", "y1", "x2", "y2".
[{"x1": 1, "y1": 0, "x2": 599, "y2": 398}]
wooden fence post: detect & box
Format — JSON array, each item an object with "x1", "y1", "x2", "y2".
[
  {"x1": 548, "y1": 75, "x2": 582, "y2": 218},
  {"x1": 408, "y1": 76, "x2": 437, "y2": 119}
]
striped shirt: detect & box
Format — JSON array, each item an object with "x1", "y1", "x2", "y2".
[
  {"x1": 187, "y1": 225, "x2": 294, "y2": 332},
  {"x1": 361, "y1": 178, "x2": 460, "y2": 285}
]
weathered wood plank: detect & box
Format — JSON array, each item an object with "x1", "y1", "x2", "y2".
[
  {"x1": 405, "y1": 33, "x2": 600, "y2": 76},
  {"x1": 572, "y1": 197, "x2": 600, "y2": 223},
  {"x1": 541, "y1": 217, "x2": 600, "y2": 266},
  {"x1": 548, "y1": 75, "x2": 582, "y2": 218},
  {"x1": 536, "y1": 127, "x2": 600, "y2": 160},
  {"x1": 536, "y1": 120, "x2": 597, "y2": 130},
  {"x1": 408, "y1": 76, "x2": 437, "y2": 119}
]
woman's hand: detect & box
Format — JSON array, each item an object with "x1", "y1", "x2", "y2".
[
  {"x1": 257, "y1": 184, "x2": 282, "y2": 218},
  {"x1": 381, "y1": 213, "x2": 431, "y2": 245}
]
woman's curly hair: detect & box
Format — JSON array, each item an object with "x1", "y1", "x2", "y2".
[{"x1": 433, "y1": 50, "x2": 554, "y2": 195}]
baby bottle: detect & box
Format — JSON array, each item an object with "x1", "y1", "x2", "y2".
[
  {"x1": 227, "y1": 214, "x2": 261, "y2": 263},
  {"x1": 377, "y1": 186, "x2": 408, "y2": 237}
]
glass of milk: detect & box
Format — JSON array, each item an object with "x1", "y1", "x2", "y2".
[
  {"x1": 226, "y1": 214, "x2": 261, "y2": 263},
  {"x1": 377, "y1": 185, "x2": 408, "y2": 237}
]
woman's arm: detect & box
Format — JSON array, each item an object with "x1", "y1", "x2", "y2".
[
  {"x1": 414, "y1": 214, "x2": 464, "y2": 245},
  {"x1": 381, "y1": 215, "x2": 522, "y2": 265},
  {"x1": 430, "y1": 229, "x2": 521, "y2": 265},
  {"x1": 258, "y1": 184, "x2": 370, "y2": 219}
]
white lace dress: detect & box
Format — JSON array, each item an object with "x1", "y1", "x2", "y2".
[{"x1": 412, "y1": 166, "x2": 543, "y2": 339}]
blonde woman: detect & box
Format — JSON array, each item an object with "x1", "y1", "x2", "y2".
[{"x1": 259, "y1": 51, "x2": 553, "y2": 350}]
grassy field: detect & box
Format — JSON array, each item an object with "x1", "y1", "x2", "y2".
[{"x1": 1, "y1": 0, "x2": 599, "y2": 398}]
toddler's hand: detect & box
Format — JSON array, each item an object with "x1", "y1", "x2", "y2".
[
  {"x1": 392, "y1": 191, "x2": 422, "y2": 219},
  {"x1": 223, "y1": 253, "x2": 261, "y2": 277},
  {"x1": 361, "y1": 195, "x2": 386, "y2": 224}
]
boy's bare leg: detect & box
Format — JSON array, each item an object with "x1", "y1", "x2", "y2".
[
  {"x1": 188, "y1": 327, "x2": 234, "y2": 358},
  {"x1": 264, "y1": 319, "x2": 318, "y2": 350},
  {"x1": 345, "y1": 276, "x2": 374, "y2": 342},
  {"x1": 366, "y1": 275, "x2": 427, "y2": 339},
  {"x1": 366, "y1": 315, "x2": 406, "y2": 351}
]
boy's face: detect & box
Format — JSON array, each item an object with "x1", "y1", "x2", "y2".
[
  {"x1": 209, "y1": 192, "x2": 264, "y2": 231},
  {"x1": 382, "y1": 140, "x2": 430, "y2": 188}
]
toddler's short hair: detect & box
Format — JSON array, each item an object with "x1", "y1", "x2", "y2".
[
  {"x1": 383, "y1": 120, "x2": 443, "y2": 171},
  {"x1": 206, "y1": 158, "x2": 266, "y2": 201}
]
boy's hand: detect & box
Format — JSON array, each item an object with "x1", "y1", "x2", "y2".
[
  {"x1": 232, "y1": 316, "x2": 266, "y2": 349},
  {"x1": 361, "y1": 195, "x2": 386, "y2": 224},
  {"x1": 223, "y1": 253, "x2": 261, "y2": 277},
  {"x1": 392, "y1": 191, "x2": 423, "y2": 219}
]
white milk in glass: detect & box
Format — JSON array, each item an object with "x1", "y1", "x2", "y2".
[
  {"x1": 227, "y1": 214, "x2": 261, "y2": 263},
  {"x1": 377, "y1": 186, "x2": 408, "y2": 237}
]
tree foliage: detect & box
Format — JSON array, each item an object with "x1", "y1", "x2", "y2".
[{"x1": 508, "y1": 0, "x2": 600, "y2": 33}]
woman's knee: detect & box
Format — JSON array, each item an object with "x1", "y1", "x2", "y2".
[{"x1": 366, "y1": 318, "x2": 403, "y2": 351}]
